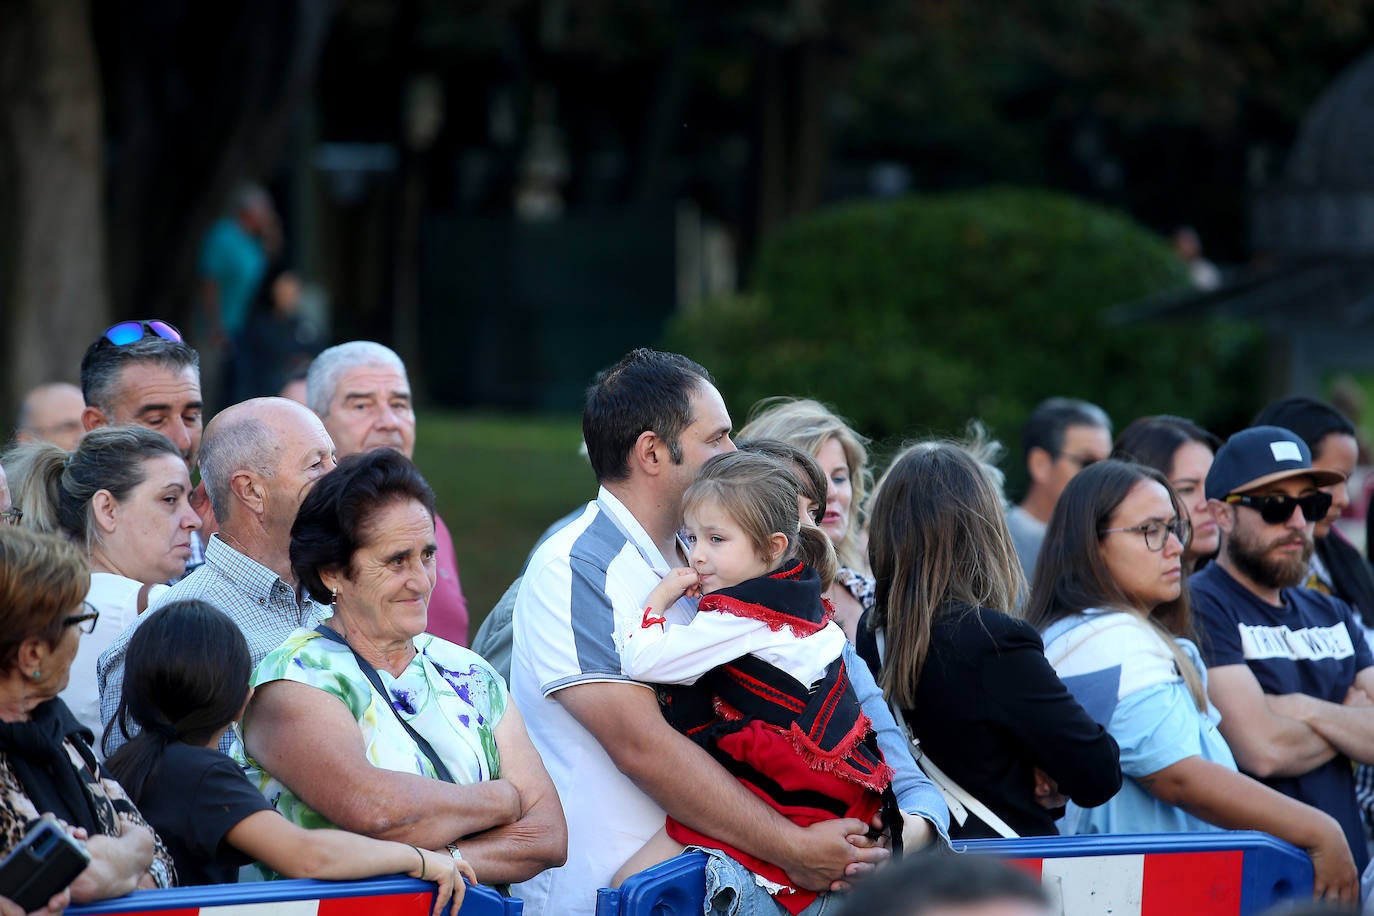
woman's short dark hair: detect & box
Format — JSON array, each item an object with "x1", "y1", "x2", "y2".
[
  {"x1": 103, "y1": 600, "x2": 251, "y2": 784},
  {"x1": 1113, "y1": 415, "x2": 1221, "y2": 477},
  {"x1": 290, "y1": 448, "x2": 436, "y2": 604}
]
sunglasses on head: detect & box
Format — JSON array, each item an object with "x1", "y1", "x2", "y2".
[
  {"x1": 101, "y1": 319, "x2": 183, "y2": 347},
  {"x1": 1225, "y1": 491, "x2": 1333, "y2": 525}
]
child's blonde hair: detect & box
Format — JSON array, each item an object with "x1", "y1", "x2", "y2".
[{"x1": 684, "y1": 450, "x2": 838, "y2": 588}]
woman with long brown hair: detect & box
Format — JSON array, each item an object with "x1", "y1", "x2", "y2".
[{"x1": 858, "y1": 436, "x2": 1120, "y2": 839}]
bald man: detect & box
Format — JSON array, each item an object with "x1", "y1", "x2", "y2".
[{"x1": 97, "y1": 397, "x2": 338, "y2": 755}]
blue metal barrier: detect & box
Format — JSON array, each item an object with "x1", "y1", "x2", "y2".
[
  {"x1": 595, "y1": 852, "x2": 708, "y2": 916},
  {"x1": 954, "y1": 831, "x2": 1312, "y2": 915},
  {"x1": 68, "y1": 875, "x2": 522, "y2": 916},
  {"x1": 596, "y1": 832, "x2": 1313, "y2": 916}
]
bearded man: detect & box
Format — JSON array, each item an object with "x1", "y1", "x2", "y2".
[{"x1": 1190, "y1": 425, "x2": 1374, "y2": 874}]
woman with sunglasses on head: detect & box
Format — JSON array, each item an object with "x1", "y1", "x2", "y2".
[
  {"x1": 1025, "y1": 460, "x2": 1358, "y2": 903},
  {"x1": 0, "y1": 527, "x2": 176, "y2": 903},
  {"x1": 1113, "y1": 415, "x2": 1223, "y2": 573},
  {"x1": 4, "y1": 427, "x2": 201, "y2": 754}
]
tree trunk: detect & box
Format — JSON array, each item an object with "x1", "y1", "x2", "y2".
[{"x1": 0, "y1": 0, "x2": 109, "y2": 424}]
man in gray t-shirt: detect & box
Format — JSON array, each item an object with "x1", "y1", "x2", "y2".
[{"x1": 1009, "y1": 397, "x2": 1112, "y2": 580}]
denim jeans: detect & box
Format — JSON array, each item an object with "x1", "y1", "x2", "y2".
[{"x1": 699, "y1": 848, "x2": 837, "y2": 916}]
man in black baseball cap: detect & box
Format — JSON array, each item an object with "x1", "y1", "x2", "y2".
[{"x1": 1190, "y1": 425, "x2": 1374, "y2": 874}]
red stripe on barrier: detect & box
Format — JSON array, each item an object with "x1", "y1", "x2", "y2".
[
  {"x1": 318, "y1": 891, "x2": 435, "y2": 915},
  {"x1": 1142, "y1": 850, "x2": 1243, "y2": 915},
  {"x1": 1007, "y1": 858, "x2": 1044, "y2": 881}
]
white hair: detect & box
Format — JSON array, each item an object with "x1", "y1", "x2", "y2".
[{"x1": 306, "y1": 341, "x2": 409, "y2": 419}]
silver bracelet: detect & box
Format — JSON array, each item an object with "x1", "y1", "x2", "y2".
[{"x1": 446, "y1": 843, "x2": 463, "y2": 862}]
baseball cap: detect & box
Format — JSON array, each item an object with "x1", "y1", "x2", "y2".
[{"x1": 1205, "y1": 425, "x2": 1346, "y2": 501}]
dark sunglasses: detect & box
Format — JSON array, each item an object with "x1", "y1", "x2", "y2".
[
  {"x1": 1225, "y1": 491, "x2": 1333, "y2": 525},
  {"x1": 102, "y1": 319, "x2": 183, "y2": 347}
]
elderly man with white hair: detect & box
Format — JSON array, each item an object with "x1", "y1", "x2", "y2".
[{"x1": 305, "y1": 342, "x2": 470, "y2": 645}]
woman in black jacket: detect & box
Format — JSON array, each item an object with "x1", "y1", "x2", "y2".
[{"x1": 857, "y1": 435, "x2": 1121, "y2": 839}]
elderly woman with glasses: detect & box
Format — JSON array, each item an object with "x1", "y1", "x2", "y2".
[
  {"x1": 0, "y1": 527, "x2": 176, "y2": 903},
  {"x1": 1024, "y1": 460, "x2": 1359, "y2": 904},
  {"x1": 5, "y1": 427, "x2": 201, "y2": 754}
]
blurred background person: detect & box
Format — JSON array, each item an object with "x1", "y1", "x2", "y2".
[
  {"x1": 15, "y1": 382, "x2": 85, "y2": 451},
  {"x1": 4, "y1": 427, "x2": 200, "y2": 753},
  {"x1": 1113, "y1": 415, "x2": 1223, "y2": 573},
  {"x1": 1007, "y1": 398, "x2": 1113, "y2": 582},
  {"x1": 1026, "y1": 460, "x2": 1358, "y2": 903},
  {"x1": 238, "y1": 269, "x2": 323, "y2": 401},
  {"x1": 860, "y1": 436, "x2": 1120, "y2": 839},
  {"x1": 739, "y1": 397, "x2": 874, "y2": 641},
  {"x1": 196, "y1": 183, "x2": 281, "y2": 409},
  {"x1": 0, "y1": 526, "x2": 176, "y2": 898},
  {"x1": 834, "y1": 847, "x2": 1052, "y2": 916}
]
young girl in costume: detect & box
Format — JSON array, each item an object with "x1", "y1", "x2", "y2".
[
  {"x1": 615, "y1": 450, "x2": 932, "y2": 914},
  {"x1": 104, "y1": 599, "x2": 474, "y2": 913}
]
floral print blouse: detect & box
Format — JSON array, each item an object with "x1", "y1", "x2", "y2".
[{"x1": 241, "y1": 629, "x2": 507, "y2": 835}]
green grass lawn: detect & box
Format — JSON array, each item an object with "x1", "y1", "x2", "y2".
[{"x1": 413, "y1": 411, "x2": 593, "y2": 640}]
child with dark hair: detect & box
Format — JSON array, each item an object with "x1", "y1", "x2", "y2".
[{"x1": 104, "y1": 600, "x2": 472, "y2": 910}]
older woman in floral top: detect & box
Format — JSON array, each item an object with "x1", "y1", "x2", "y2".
[{"x1": 241, "y1": 450, "x2": 566, "y2": 885}]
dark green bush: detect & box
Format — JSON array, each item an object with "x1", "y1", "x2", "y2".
[{"x1": 665, "y1": 187, "x2": 1262, "y2": 489}]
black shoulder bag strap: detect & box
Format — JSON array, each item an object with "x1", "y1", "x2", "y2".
[{"x1": 313, "y1": 624, "x2": 457, "y2": 784}]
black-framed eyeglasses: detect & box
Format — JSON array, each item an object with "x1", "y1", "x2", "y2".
[
  {"x1": 1225, "y1": 492, "x2": 1332, "y2": 526},
  {"x1": 99, "y1": 319, "x2": 183, "y2": 348},
  {"x1": 1100, "y1": 517, "x2": 1192, "y2": 552},
  {"x1": 62, "y1": 603, "x2": 99, "y2": 635},
  {"x1": 0, "y1": 508, "x2": 20, "y2": 526}
]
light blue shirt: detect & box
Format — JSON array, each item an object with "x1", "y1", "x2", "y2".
[{"x1": 1043, "y1": 610, "x2": 1234, "y2": 836}]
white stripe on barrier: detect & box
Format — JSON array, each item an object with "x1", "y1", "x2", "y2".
[
  {"x1": 1040, "y1": 854, "x2": 1145, "y2": 916},
  {"x1": 200, "y1": 901, "x2": 322, "y2": 916}
]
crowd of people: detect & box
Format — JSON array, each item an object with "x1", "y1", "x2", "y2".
[{"x1": 2, "y1": 325, "x2": 1373, "y2": 914}]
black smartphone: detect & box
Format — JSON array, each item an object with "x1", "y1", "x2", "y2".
[{"x1": 0, "y1": 819, "x2": 91, "y2": 911}]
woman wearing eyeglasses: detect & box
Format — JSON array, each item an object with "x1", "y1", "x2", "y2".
[
  {"x1": 4, "y1": 426, "x2": 201, "y2": 754},
  {"x1": 0, "y1": 526, "x2": 176, "y2": 901},
  {"x1": 1024, "y1": 460, "x2": 1358, "y2": 903}
]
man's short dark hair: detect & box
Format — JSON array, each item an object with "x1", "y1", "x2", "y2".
[
  {"x1": 1021, "y1": 397, "x2": 1111, "y2": 461},
  {"x1": 582, "y1": 349, "x2": 714, "y2": 484},
  {"x1": 80, "y1": 334, "x2": 200, "y2": 416},
  {"x1": 835, "y1": 848, "x2": 1049, "y2": 916}
]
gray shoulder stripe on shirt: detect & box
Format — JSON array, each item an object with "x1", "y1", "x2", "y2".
[{"x1": 570, "y1": 511, "x2": 629, "y2": 675}]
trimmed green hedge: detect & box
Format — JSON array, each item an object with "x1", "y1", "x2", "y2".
[{"x1": 667, "y1": 187, "x2": 1260, "y2": 487}]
